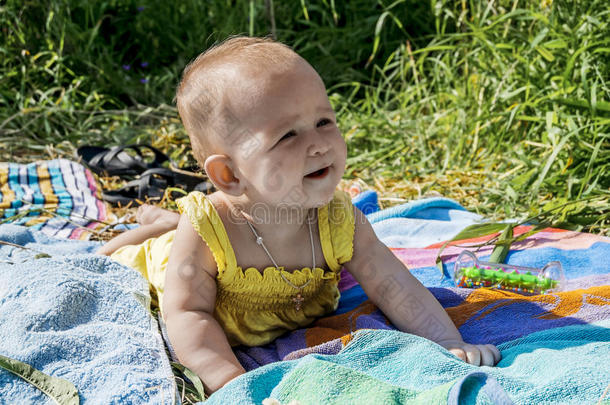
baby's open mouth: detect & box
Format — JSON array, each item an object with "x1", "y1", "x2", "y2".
[{"x1": 305, "y1": 166, "x2": 330, "y2": 179}]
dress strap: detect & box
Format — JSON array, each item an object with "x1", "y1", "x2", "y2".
[
  {"x1": 176, "y1": 191, "x2": 238, "y2": 278},
  {"x1": 318, "y1": 189, "x2": 355, "y2": 272}
]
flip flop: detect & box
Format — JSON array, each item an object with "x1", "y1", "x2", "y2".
[
  {"x1": 142, "y1": 168, "x2": 214, "y2": 194},
  {"x1": 102, "y1": 174, "x2": 166, "y2": 206},
  {"x1": 76, "y1": 144, "x2": 170, "y2": 177},
  {"x1": 102, "y1": 168, "x2": 214, "y2": 206}
]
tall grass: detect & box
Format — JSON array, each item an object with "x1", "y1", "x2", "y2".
[
  {"x1": 336, "y1": 0, "x2": 610, "y2": 232},
  {"x1": 0, "y1": 0, "x2": 608, "y2": 235}
]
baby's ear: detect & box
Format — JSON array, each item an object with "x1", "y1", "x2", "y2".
[{"x1": 204, "y1": 154, "x2": 245, "y2": 196}]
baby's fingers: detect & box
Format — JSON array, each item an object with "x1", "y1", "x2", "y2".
[
  {"x1": 479, "y1": 345, "x2": 496, "y2": 366},
  {"x1": 446, "y1": 342, "x2": 502, "y2": 367},
  {"x1": 448, "y1": 347, "x2": 467, "y2": 362},
  {"x1": 480, "y1": 344, "x2": 502, "y2": 366},
  {"x1": 449, "y1": 345, "x2": 481, "y2": 366}
]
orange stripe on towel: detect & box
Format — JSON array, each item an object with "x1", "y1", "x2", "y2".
[
  {"x1": 0, "y1": 163, "x2": 16, "y2": 211},
  {"x1": 37, "y1": 163, "x2": 59, "y2": 207}
]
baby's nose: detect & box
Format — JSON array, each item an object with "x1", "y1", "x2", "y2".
[{"x1": 307, "y1": 134, "x2": 331, "y2": 156}]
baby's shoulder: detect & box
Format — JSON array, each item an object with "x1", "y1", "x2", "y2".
[
  {"x1": 324, "y1": 189, "x2": 355, "y2": 229},
  {"x1": 175, "y1": 191, "x2": 231, "y2": 230},
  {"x1": 170, "y1": 212, "x2": 219, "y2": 279},
  {"x1": 317, "y1": 189, "x2": 355, "y2": 268},
  {"x1": 176, "y1": 189, "x2": 221, "y2": 211},
  {"x1": 173, "y1": 191, "x2": 231, "y2": 277}
]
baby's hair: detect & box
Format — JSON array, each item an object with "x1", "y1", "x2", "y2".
[{"x1": 175, "y1": 35, "x2": 299, "y2": 165}]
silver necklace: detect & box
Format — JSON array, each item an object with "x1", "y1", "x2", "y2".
[{"x1": 241, "y1": 209, "x2": 315, "y2": 311}]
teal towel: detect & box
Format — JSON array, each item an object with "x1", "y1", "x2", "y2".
[{"x1": 205, "y1": 320, "x2": 610, "y2": 404}]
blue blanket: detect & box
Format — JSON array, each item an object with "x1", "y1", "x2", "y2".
[
  {"x1": 353, "y1": 190, "x2": 485, "y2": 248},
  {"x1": 0, "y1": 224, "x2": 176, "y2": 403}
]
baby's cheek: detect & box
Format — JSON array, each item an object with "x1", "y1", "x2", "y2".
[{"x1": 262, "y1": 166, "x2": 285, "y2": 193}]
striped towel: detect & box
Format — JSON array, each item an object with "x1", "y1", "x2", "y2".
[{"x1": 0, "y1": 159, "x2": 113, "y2": 240}]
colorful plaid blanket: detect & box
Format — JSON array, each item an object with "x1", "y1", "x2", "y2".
[{"x1": 0, "y1": 159, "x2": 112, "y2": 239}]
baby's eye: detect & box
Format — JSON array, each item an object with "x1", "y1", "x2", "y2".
[
  {"x1": 280, "y1": 130, "x2": 297, "y2": 142},
  {"x1": 317, "y1": 118, "x2": 332, "y2": 127}
]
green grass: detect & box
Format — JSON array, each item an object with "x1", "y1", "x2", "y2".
[{"x1": 1, "y1": 0, "x2": 608, "y2": 236}]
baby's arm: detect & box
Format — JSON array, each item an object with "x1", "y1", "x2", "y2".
[
  {"x1": 162, "y1": 214, "x2": 246, "y2": 395},
  {"x1": 344, "y1": 207, "x2": 501, "y2": 366}
]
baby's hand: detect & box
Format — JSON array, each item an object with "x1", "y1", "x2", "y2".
[{"x1": 437, "y1": 339, "x2": 502, "y2": 367}]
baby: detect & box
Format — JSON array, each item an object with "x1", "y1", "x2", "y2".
[{"x1": 98, "y1": 36, "x2": 501, "y2": 395}]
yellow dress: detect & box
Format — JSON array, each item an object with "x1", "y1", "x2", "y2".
[{"x1": 111, "y1": 189, "x2": 355, "y2": 347}]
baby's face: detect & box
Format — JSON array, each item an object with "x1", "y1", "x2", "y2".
[{"x1": 217, "y1": 59, "x2": 347, "y2": 209}]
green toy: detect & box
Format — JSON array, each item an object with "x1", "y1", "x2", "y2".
[{"x1": 453, "y1": 250, "x2": 564, "y2": 295}]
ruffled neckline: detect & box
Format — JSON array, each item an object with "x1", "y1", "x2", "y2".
[{"x1": 234, "y1": 265, "x2": 337, "y2": 283}]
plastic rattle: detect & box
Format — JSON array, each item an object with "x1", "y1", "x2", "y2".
[{"x1": 453, "y1": 250, "x2": 565, "y2": 295}]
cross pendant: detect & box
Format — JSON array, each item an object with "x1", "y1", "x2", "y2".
[{"x1": 292, "y1": 293, "x2": 304, "y2": 311}]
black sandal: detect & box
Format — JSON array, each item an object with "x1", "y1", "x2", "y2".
[
  {"x1": 102, "y1": 168, "x2": 214, "y2": 206},
  {"x1": 76, "y1": 144, "x2": 170, "y2": 177}
]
